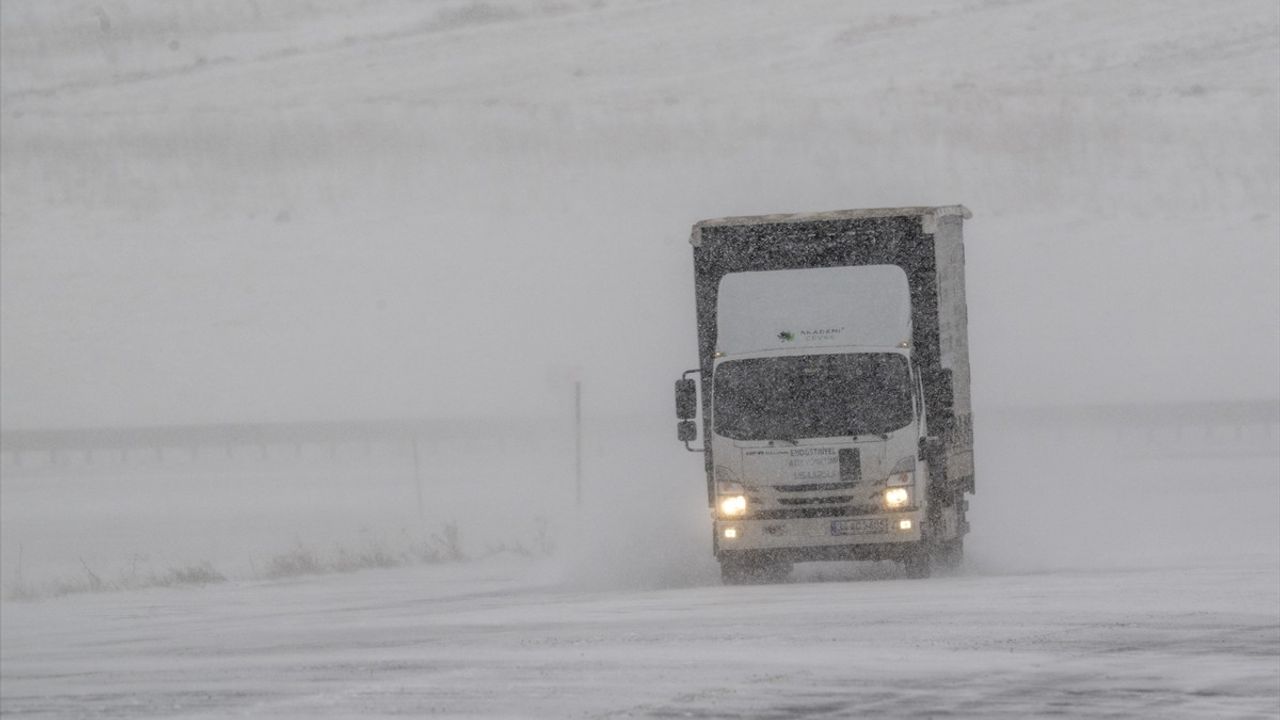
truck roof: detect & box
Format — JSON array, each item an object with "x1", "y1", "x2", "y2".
[{"x1": 690, "y1": 205, "x2": 971, "y2": 246}]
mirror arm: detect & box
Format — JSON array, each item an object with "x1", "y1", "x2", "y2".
[{"x1": 680, "y1": 368, "x2": 705, "y2": 452}]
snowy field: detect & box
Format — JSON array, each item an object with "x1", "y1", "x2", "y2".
[
  {"x1": 2, "y1": 415, "x2": 1277, "y2": 717},
  {"x1": 2, "y1": 0, "x2": 1279, "y2": 717}
]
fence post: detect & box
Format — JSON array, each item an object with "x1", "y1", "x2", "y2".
[
  {"x1": 575, "y1": 380, "x2": 583, "y2": 509},
  {"x1": 412, "y1": 436, "x2": 425, "y2": 521}
]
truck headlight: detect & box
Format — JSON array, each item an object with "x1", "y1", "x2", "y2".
[
  {"x1": 719, "y1": 494, "x2": 748, "y2": 517},
  {"x1": 883, "y1": 487, "x2": 911, "y2": 509}
]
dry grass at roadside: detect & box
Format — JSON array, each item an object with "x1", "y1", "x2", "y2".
[
  {"x1": 6, "y1": 552, "x2": 226, "y2": 602},
  {"x1": 5, "y1": 520, "x2": 553, "y2": 600},
  {"x1": 259, "y1": 521, "x2": 466, "y2": 580}
]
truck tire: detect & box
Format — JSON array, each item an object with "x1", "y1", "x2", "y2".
[
  {"x1": 933, "y1": 537, "x2": 964, "y2": 573},
  {"x1": 720, "y1": 558, "x2": 750, "y2": 585},
  {"x1": 759, "y1": 559, "x2": 793, "y2": 584},
  {"x1": 903, "y1": 550, "x2": 932, "y2": 579},
  {"x1": 719, "y1": 556, "x2": 791, "y2": 585}
]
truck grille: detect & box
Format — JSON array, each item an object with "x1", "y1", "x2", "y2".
[
  {"x1": 774, "y1": 481, "x2": 856, "y2": 493},
  {"x1": 744, "y1": 448, "x2": 871, "y2": 520},
  {"x1": 776, "y1": 495, "x2": 854, "y2": 506},
  {"x1": 753, "y1": 506, "x2": 858, "y2": 519}
]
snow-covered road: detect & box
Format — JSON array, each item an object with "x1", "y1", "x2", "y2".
[{"x1": 3, "y1": 559, "x2": 1277, "y2": 718}]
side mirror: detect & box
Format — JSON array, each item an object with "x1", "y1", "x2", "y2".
[
  {"x1": 677, "y1": 420, "x2": 697, "y2": 442},
  {"x1": 674, "y1": 371, "x2": 705, "y2": 453},
  {"x1": 675, "y1": 378, "x2": 697, "y2": 419}
]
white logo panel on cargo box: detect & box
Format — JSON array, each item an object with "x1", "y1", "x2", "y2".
[{"x1": 717, "y1": 266, "x2": 911, "y2": 355}]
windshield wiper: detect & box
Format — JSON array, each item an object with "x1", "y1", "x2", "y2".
[{"x1": 848, "y1": 430, "x2": 890, "y2": 440}]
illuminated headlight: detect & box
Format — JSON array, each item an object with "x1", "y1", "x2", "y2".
[
  {"x1": 883, "y1": 487, "x2": 911, "y2": 509},
  {"x1": 723, "y1": 527, "x2": 739, "y2": 539},
  {"x1": 719, "y1": 494, "x2": 748, "y2": 517}
]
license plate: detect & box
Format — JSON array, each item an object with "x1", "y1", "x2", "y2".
[{"x1": 831, "y1": 518, "x2": 888, "y2": 536}]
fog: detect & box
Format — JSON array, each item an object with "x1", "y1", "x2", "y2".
[
  {"x1": 2, "y1": 4, "x2": 1279, "y2": 716},
  {"x1": 2, "y1": 0, "x2": 1278, "y2": 594}
]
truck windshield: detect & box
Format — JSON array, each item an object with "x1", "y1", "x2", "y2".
[{"x1": 713, "y1": 354, "x2": 914, "y2": 441}]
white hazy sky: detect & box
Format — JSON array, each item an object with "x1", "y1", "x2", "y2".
[{"x1": 1, "y1": 0, "x2": 1277, "y2": 428}]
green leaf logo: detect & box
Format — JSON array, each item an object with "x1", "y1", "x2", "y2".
[{"x1": 778, "y1": 331, "x2": 794, "y2": 342}]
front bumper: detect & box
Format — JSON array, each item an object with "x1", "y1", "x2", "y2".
[{"x1": 715, "y1": 511, "x2": 921, "y2": 554}]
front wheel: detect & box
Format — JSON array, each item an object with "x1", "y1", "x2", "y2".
[
  {"x1": 719, "y1": 555, "x2": 792, "y2": 585},
  {"x1": 903, "y1": 550, "x2": 932, "y2": 579},
  {"x1": 933, "y1": 537, "x2": 964, "y2": 573}
]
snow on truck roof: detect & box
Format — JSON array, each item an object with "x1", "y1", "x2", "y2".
[{"x1": 689, "y1": 205, "x2": 971, "y2": 246}]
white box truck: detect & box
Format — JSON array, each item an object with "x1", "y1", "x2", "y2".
[{"x1": 674, "y1": 206, "x2": 975, "y2": 583}]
